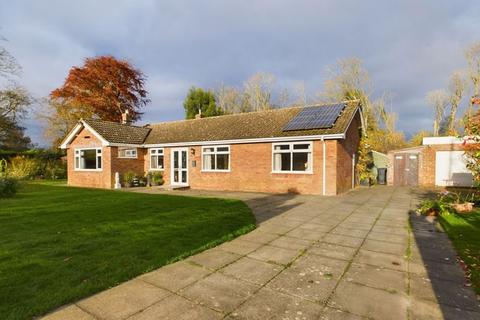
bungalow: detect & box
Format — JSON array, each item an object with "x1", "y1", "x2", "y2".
[{"x1": 60, "y1": 101, "x2": 363, "y2": 195}]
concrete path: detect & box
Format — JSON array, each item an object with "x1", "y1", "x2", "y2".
[{"x1": 43, "y1": 187, "x2": 480, "y2": 320}]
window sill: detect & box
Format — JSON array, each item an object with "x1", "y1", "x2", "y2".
[
  {"x1": 118, "y1": 157, "x2": 137, "y2": 159},
  {"x1": 149, "y1": 168, "x2": 164, "y2": 171},
  {"x1": 201, "y1": 170, "x2": 231, "y2": 173},
  {"x1": 74, "y1": 169, "x2": 103, "y2": 172},
  {"x1": 271, "y1": 171, "x2": 313, "y2": 175}
]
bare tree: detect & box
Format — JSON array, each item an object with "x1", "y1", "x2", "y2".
[
  {"x1": 215, "y1": 83, "x2": 242, "y2": 114},
  {"x1": 277, "y1": 87, "x2": 290, "y2": 108},
  {"x1": 293, "y1": 80, "x2": 307, "y2": 106},
  {"x1": 446, "y1": 70, "x2": 466, "y2": 134},
  {"x1": 0, "y1": 84, "x2": 32, "y2": 121},
  {"x1": 243, "y1": 72, "x2": 275, "y2": 111},
  {"x1": 0, "y1": 36, "x2": 21, "y2": 78},
  {"x1": 465, "y1": 42, "x2": 480, "y2": 116},
  {"x1": 426, "y1": 89, "x2": 449, "y2": 136}
]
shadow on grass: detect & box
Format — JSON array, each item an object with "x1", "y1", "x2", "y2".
[{"x1": 409, "y1": 189, "x2": 480, "y2": 318}]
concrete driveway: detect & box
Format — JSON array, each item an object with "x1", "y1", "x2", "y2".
[{"x1": 43, "y1": 186, "x2": 480, "y2": 320}]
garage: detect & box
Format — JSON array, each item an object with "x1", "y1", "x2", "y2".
[{"x1": 435, "y1": 151, "x2": 473, "y2": 187}]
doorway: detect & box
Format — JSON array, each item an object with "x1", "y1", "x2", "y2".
[{"x1": 171, "y1": 148, "x2": 188, "y2": 186}]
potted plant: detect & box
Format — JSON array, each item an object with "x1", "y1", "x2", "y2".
[
  {"x1": 122, "y1": 171, "x2": 136, "y2": 188},
  {"x1": 151, "y1": 172, "x2": 164, "y2": 186},
  {"x1": 359, "y1": 172, "x2": 373, "y2": 186}
]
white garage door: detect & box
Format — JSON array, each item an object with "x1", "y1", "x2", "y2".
[{"x1": 435, "y1": 151, "x2": 473, "y2": 187}]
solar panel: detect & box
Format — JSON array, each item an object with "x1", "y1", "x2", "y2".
[{"x1": 283, "y1": 103, "x2": 346, "y2": 131}]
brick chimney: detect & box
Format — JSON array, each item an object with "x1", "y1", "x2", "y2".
[{"x1": 121, "y1": 110, "x2": 132, "y2": 125}]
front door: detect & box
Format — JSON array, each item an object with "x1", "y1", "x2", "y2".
[{"x1": 171, "y1": 148, "x2": 188, "y2": 186}]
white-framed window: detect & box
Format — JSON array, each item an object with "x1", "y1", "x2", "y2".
[
  {"x1": 118, "y1": 147, "x2": 137, "y2": 158},
  {"x1": 272, "y1": 142, "x2": 312, "y2": 173},
  {"x1": 202, "y1": 145, "x2": 230, "y2": 172},
  {"x1": 149, "y1": 148, "x2": 164, "y2": 170},
  {"x1": 74, "y1": 148, "x2": 102, "y2": 171}
]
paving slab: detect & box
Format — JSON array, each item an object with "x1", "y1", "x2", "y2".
[
  {"x1": 409, "y1": 298, "x2": 480, "y2": 320},
  {"x1": 343, "y1": 263, "x2": 406, "y2": 293},
  {"x1": 42, "y1": 305, "x2": 96, "y2": 320},
  {"x1": 247, "y1": 244, "x2": 300, "y2": 265},
  {"x1": 269, "y1": 235, "x2": 313, "y2": 250},
  {"x1": 362, "y1": 239, "x2": 407, "y2": 256},
  {"x1": 140, "y1": 261, "x2": 211, "y2": 292},
  {"x1": 179, "y1": 273, "x2": 259, "y2": 313},
  {"x1": 128, "y1": 294, "x2": 222, "y2": 320},
  {"x1": 329, "y1": 281, "x2": 408, "y2": 320},
  {"x1": 227, "y1": 287, "x2": 324, "y2": 319},
  {"x1": 286, "y1": 227, "x2": 327, "y2": 241},
  {"x1": 330, "y1": 226, "x2": 370, "y2": 238},
  {"x1": 308, "y1": 242, "x2": 357, "y2": 261},
  {"x1": 354, "y1": 249, "x2": 407, "y2": 272},
  {"x1": 187, "y1": 248, "x2": 241, "y2": 270},
  {"x1": 77, "y1": 279, "x2": 170, "y2": 320},
  {"x1": 323, "y1": 234, "x2": 364, "y2": 248},
  {"x1": 220, "y1": 256, "x2": 282, "y2": 285},
  {"x1": 217, "y1": 239, "x2": 264, "y2": 255}
]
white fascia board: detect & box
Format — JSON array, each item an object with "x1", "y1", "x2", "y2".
[
  {"x1": 422, "y1": 136, "x2": 464, "y2": 145},
  {"x1": 109, "y1": 143, "x2": 144, "y2": 148},
  {"x1": 59, "y1": 123, "x2": 84, "y2": 149},
  {"x1": 142, "y1": 133, "x2": 345, "y2": 148}
]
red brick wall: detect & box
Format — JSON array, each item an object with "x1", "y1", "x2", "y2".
[
  {"x1": 110, "y1": 147, "x2": 146, "y2": 186},
  {"x1": 144, "y1": 140, "x2": 349, "y2": 195},
  {"x1": 67, "y1": 127, "x2": 112, "y2": 188},
  {"x1": 336, "y1": 113, "x2": 361, "y2": 193}
]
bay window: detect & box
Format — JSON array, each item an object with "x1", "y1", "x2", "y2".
[
  {"x1": 149, "y1": 148, "x2": 164, "y2": 170},
  {"x1": 273, "y1": 142, "x2": 312, "y2": 173},
  {"x1": 202, "y1": 146, "x2": 230, "y2": 171},
  {"x1": 74, "y1": 148, "x2": 102, "y2": 170}
]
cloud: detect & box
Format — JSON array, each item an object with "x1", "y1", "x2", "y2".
[{"x1": 1, "y1": 0, "x2": 479, "y2": 145}]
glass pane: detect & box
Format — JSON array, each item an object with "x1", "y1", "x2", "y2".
[
  {"x1": 174, "y1": 152, "x2": 179, "y2": 169},
  {"x1": 217, "y1": 146, "x2": 229, "y2": 152},
  {"x1": 274, "y1": 144, "x2": 290, "y2": 151},
  {"x1": 274, "y1": 153, "x2": 290, "y2": 171},
  {"x1": 293, "y1": 144, "x2": 310, "y2": 150},
  {"x1": 181, "y1": 151, "x2": 187, "y2": 168},
  {"x1": 97, "y1": 156, "x2": 102, "y2": 169},
  {"x1": 151, "y1": 149, "x2": 156, "y2": 154},
  {"x1": 203, "y1": 154, "x2": 215, "y2": 170},
  {"x1": 292, "y1": 152, "x2": 309, "y2": 171},
  {"x1": 181, "y1": 171, "x2": 187, "y2": 183},
  {"x1": 158, "y1": 155, "x2": 164, "y2": 169},
  {"x1": 82, "y1": 149, "x2": 97, "y2": 169},
  {"x1": 151, "y1": 155, "x2": 158, "y2": 169},
  {"x1": 216, "y1": 154, "x2": 229, "y2": 170},
  {"x1": 173, "y1": 170, "x2": 179, "y2": 182},
  {"x1": 75, "y1": 157, "x2": 79, "y2": 169},
  {"x1": 97, "y1": 149, "x2": 102, "y2": 154},
  {"x1": 158, "y1": 149, "x2": 163, "y2": 155},
  {"x1": 203, "y1": 147, "x2": 214, "y2": 153}
]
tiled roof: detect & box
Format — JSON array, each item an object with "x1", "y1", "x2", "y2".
[
  {"x1": 143, "y1": 101, "x2": 359, "y2": 144},
  {"x1": 77, "y1": 101, "x2": 359, "y2": 146},
  {"x1": 83, "y1": 118, "x2": 151, "y2": 145}
]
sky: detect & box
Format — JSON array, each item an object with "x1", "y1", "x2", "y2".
[{"x1": 1, "y1": 0, "x2": 479, "y2": 146}]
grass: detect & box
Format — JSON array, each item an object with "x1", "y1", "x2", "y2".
[
  {"x1": 438, "y1": 210, "x2": 480, "y2": 294},
  {"x1": 0, "y1": 181, "x2": 256, "y2": 320}
]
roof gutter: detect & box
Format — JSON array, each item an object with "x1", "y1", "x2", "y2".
[{"x1": 142, "y1": 133, "x2": 346, "y2": 148}]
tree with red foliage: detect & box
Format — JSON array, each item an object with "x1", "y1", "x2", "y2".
[{"x1": 44, "y1": 56, "x2": 149, "y2": 145}]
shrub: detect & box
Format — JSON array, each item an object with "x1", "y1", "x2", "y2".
[
  {"x1": 44, "y1": 160, "x2": 67, "y2": 180},
  {"x1": 0, "y1": 177, "x2": 19, "y2": 198},
  {"x1": 151, "y1": 172, "x2": 164, "y2": 186},
  {"x1": 122, "y1": 171, "x2": 136, "y2": 187},
  {"x1": 8, "y1": 156, "x2": 41, "y2": 179}
]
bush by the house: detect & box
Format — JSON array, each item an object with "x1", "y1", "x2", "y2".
[
  {"x1": 43, "y1": 160, "x2": 67, "y2": 180},
  {"x1": 150, "y1": 172, "x2": 164, "y2": 186},
  {"x1": 7, "y1": 156, "x2": 41, "y2": 179},
  {"x1": 122, "y1": 171, "x2": 136, "y2": 187}
]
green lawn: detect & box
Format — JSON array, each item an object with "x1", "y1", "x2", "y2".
[
  {"x1": 439, "y1": 211, "x2": 480, "y2": 294},
  {"x1": 0, "y1": 182, "x2": 256, "y2": 320}
]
